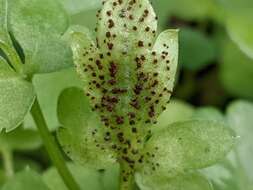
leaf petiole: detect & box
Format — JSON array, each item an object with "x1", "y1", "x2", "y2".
[{"x1": 30, "y1": 98, "x2": 80, "y2": 190}]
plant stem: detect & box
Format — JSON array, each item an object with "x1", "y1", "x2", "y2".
[
  {"x1": 119, "y1": 161, "x2": 135, "y2": 190},
  {"x1": 31, "y1": 98, "x2": 80, "y2": 190},
  {"x1": 1, "y1": 147, "x2": 14, "y2": 179}
]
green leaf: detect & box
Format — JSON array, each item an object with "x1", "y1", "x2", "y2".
[
  {"x1": 71, "y1": 9, "x2": 99, "y2": 31},
  {"x1": 226, "y1": 11, "x2": 253, "y2": 59},
  {"x1": 139, "y1": 120, "x2": 235, "y2": 178},
  {"x1": 101, "y1": 164, "x2": 120, "y2": 190},
  {"x1": 154, "y1": 99, "x2": 194, "y2": 130},
  {"x1": 43, "y1": 163, "x2": 102, "y2": 190},
  {"x1": 57, "y1": 87, "x2": 116, "y2": 169},
  {"x1": 180, "y1": 28, "x2": 217, "y2": 70},
  {"x1": 0, "y1": 0, "x2": 11, "y2": 45},
  {"x1": 24, "y1": 68, "x2": 82, "y2": 131},
  {"x1": 0, "y1": 0, "x2": 23, "y2": 73},
  {"x1": 2, "y1": 169, "x2": 50, "y2": 190},
  {"x1": 0, "y1": 126, "x2": 41, "y2": 151},
  {"x1": 220, "y1": 40, "x2": 253, "y2": 100},
  {"x1": 58, "y1": 0, "x2": 102, "y2": 15},
  {"x1": 0, "y1": 57, "x2": 35, "y2": 132},
  {"x1": 226, "y1": 100, "x2": 253, "y2": 181},
  {"x1": 135, "y1": 172, "x2": 213, "y2": 190},
  {"x1": 9, "y1": 0, "x2": 72, "y2": 73},
  {"x1": 151, "y1": 0, "x2": 220, "y2": 28},
  {"x1": 192, "y1": 107, "x2": 225, "y2": 123}
]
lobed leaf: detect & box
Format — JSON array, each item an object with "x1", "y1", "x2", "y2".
[
  {"x1": 57, "y1": 87, "x2": 116, "y2": 169},
  {"x1": 9, "y1": 0, "x2": 72, "y2": 73},
  {"x1": 135, "y1": 172, "x2": 213, "y2": 190},
  {"x1": 0, "y1": 57, "x2": 35, "y2": 132},
  {"x1": 139, "y1": 120, "x2": 235, "y2": 178}
]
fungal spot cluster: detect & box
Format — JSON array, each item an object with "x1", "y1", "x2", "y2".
[{"x1": 72, "y1": 0, "x2": 177, "y2": 182}]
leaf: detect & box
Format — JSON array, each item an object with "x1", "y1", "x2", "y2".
[
  {"x1": 71, "y1": 9, "x2": 99, "y2": 31},
  {"x1": 192, "y1": 107, "x2": 225, "y2": 123},
  {"x1": 58, "y1": 0, "x2": 102, "y2": 15},
  {"x1": 226, "y1": 11, "x2": 253, "y2": 59},
  {"x1": 9, "y1": 0, "x2": 72, "y2": 73},
  {"x1": 0, "y1": 57, "x2": 35, "y2": 132},
  {"x1": 151, "y1": 0, "x2": 220, "y2": 28},
  {"x1": 57, "y1": 87, "x2": 116, "y2": 169},
  {"x1": 226, "y1": 100, "x2": 253, "y2": 181},
  {"x1": 43, "y1": 163, "x2": 102, "y2": 190},
  {"x1": 2, "y1": 169, "x2": 50, "y2": 190},
  {"x1": 0, "y1": 0, "x2": 11, "y2": 45},
  {"x1": 0, "y1": 126, "x2": 41, "y2": 151},
  {"x1": 24, "y1": 68, "x2": 82, "y2": 131},
  {"x1": 180, "y1": 28, "x2": 217, "y2": 70},
  {"x1": 135, "y1": 172, "x2": 213, "y2": 190},
  {"x1": 220, "y1": 40, "x2": 253, "y2": 100},
  {"x1": 154, "y1": 99, "x2": 194, "y2": 130},
  {"x1": 139, "y1": 120, "x2": 235, "y2": 178}
]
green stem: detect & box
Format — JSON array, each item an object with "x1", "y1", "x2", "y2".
[
  {"x1": 30, "y1": 98, "x2": 80, "y2": 190},
  {"x1": 1, "y1": 147, "x2": 14, "y2": 179},
  {"x1": 119, "y1": 161, "x2": 135, "y2": 190}
]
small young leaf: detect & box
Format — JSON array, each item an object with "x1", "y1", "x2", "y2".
[
  {"x1": 9, "y1": 0, "x2": 72, "y2": 73},
  {"x1": 139, "y1": 120, "x2": 235, "y2": 178},
  {"x1": 57, "y1": 87, "x2": 116, "y2": 169},
  {"x1": 2, "y1": 169, "x2": 50, "y2": 190},
  {"x1": 135, "y1": 172, "x2": 213, "y2": 190},
  {"x1": 0, "y1": 126, "x2": 41, "y2": 151},
  {"x1": 0, "y1": 57, "x2": 35, "y2": 132}
]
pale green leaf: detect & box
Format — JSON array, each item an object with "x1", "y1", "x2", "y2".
[
  {"x1": 43, "y1": 163, "x2": 102, "y2": 190},
  {"x1": 0, "y1": 58, "x2": 35, "y2": 132},
  {"x1": 136, "y1": 172, "x2": 213, "y2": 190},
  {"x1": 226, "y1": 100, "x2": 253, "y2": 181},
  {"x1": 220, "y1": 40, "x2": 253, "y2": 100},
  {"x1": 139, "y1": 120, "x2": 235, "y2": 178},
  {"x1": 2, "y1": 169, "x2": 50, "y2": 190},
  {"x1": 24, "y1": 68, "x2": 82, "y2": 131},
  {"x1": 58, "y1": 0, "x2": 102, "y2": 15},
  {"x1": 0, "y1": 127, "x2": 41, "y2": 151},
  {"x1": 57, "y1": 87, "x2": 116, "y2": 169},
  {"x1": 192, "y1": 107, "x2": 225, "y2": 123},
  {"x1": 154, "y1": 99, "x2": 194, "y2": 130},
  {"x1": 9, "y1": 0, "x2": 72, "y2": 73}
]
